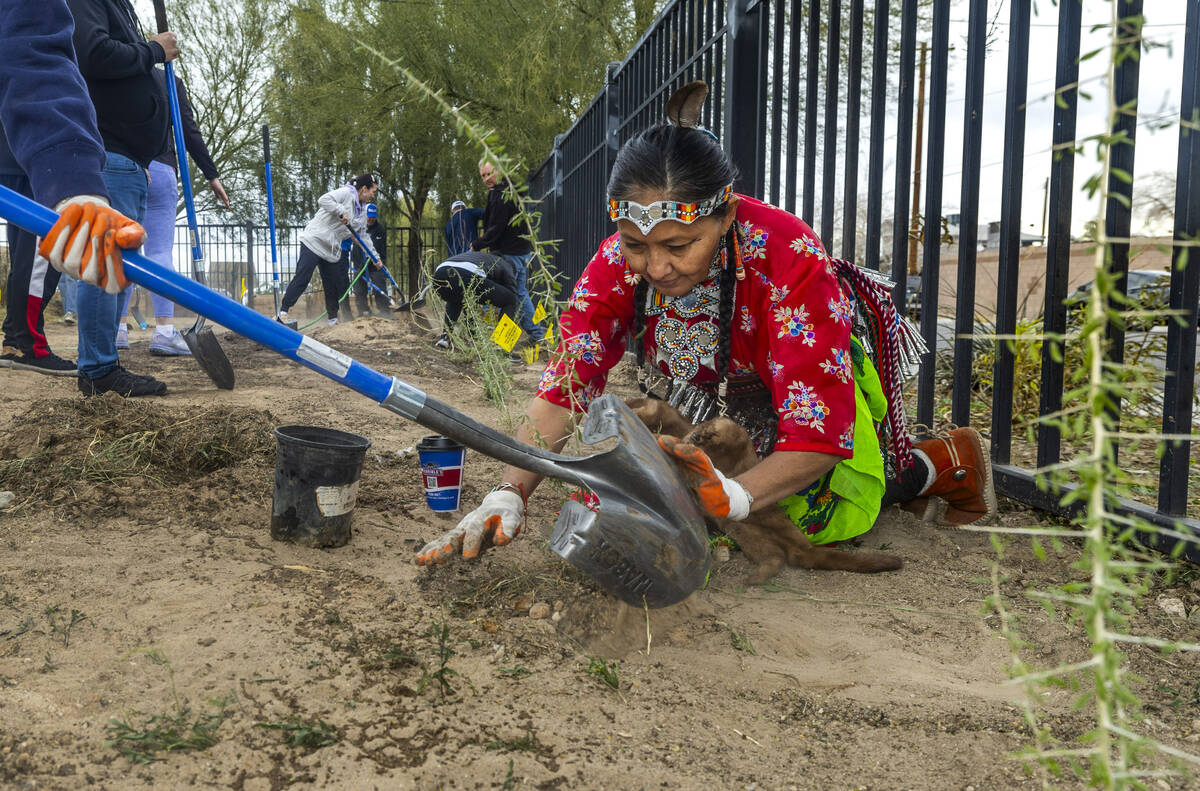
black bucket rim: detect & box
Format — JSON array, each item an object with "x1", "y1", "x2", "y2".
[{"x1": 274, "y1": 425, "x2": 371, "y2": 452}]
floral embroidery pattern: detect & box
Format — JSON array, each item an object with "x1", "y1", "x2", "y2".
[
  {"x1": 731, "y1": 357, "x2": 756, "y2": 376},
  {"x1": 774, "y1": 305, "x2": 816, "y2": 346},
  {"x1": 739, "y1": 305, "x2": 755, "y2": 333},
  {"x1": 782, "y1": 380, "x2": 830, "y2": 432},
  {"x1": 565, "y1": 332, "x2": 605, "y2": 365},
  {"x1": 819, "y1": 346, "x2": 853, "y2": 383},
  {"x1": 838, "y1": 424, "x2": 855, "y2": 451},
  {"x1": 789, "y1": 234, "x2": 826, "y2": 260},
  {"x1": 739, "y1": 222, "x2": 769, "y2": 260},
  {"x1": 601, "y1": 237, "x2": 622, "y2": 267},
  {"x1": 767, "y1": 352, "x2": 783, "y2": 379},
  {"x1": 768, "y1": 283, "x2": 790, "y2": 307},
  {"x1": 569, "y1": 276, "x2": 595, "y2": 312},
  {"x1": 828, "y1": 292, "x2": 854, "y2": 326}
]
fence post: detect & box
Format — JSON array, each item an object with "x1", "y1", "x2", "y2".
[
  {"x1": 724, "y1": 0, "x2": 765, "y2": 194},
  {"x1": 245, "y1": 223, "x2": 255, "y2": 309},
  {"x1": 604, "y1": 62, "x2": 622, "y2": 177}
]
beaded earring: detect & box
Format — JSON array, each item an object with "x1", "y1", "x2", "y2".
[{"x1": 730, "y1": 229, "x2": 745, "y2": 281}]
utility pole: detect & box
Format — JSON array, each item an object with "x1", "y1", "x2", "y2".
[{"x1": 908, "y1": 41, "x2": 928, "y2": 275}]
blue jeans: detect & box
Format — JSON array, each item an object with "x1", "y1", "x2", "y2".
[
  {"x1": 78, "y1": 152, "x2": 147, "y2": 378},
  {"x1": 59, "y1": 274, "x2": 77, "y2": 313},
  {"x1": 119, "y1": 159, "x2": 177, "y2": 320},
  {"x1": 501, "y1": 252, "x2": 543, "y2": 341}
]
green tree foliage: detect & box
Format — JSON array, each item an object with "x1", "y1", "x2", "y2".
[{"x1": 264, "y1": 0, "x2": 651, "y2": 230}]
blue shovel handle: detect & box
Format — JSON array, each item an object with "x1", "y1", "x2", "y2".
[
  {"x1": 347, "y1": 226, "x2": 403, "y2": 293},
  {"x1": 0, "y1": 185, "x2": 393, "y2": 404},
  {"x1": 0, "y1": 184, "x2": 587, "y2": 481}
]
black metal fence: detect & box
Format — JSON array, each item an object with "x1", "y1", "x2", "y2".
[
  {"x1": 528, "y1": 0, "x2": 1200, "y2": 553},
  {"x1": 159, "y1": 223, "x2": 443, "y2": 308}
]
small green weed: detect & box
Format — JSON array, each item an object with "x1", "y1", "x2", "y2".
[
  {"x1": 486, "y1": 728, "x2": 536, "y2": 751},
  {"x1": 730, "y1": 627, "x2": 757, "y2": 653},
  {"x1": 39, "y1": 652, "x2": 57, "y2": 673},
  {"x1": 586, "y1": 657, "x2": 620, "y2": 690},
  {"x1": 417, "y1": 621, "x2": 460, "y2": 698},
  {"x1": 730, "y1": 629, "x2": 756, "y2": 654},
  {"x1": 3, "y1": 616, "x2": 33, "y2": 640},
  {"x1": 44, "y1": 604, "x2": 87, "y2": 647},
  {"x1": 497, "y1": 665, "x2": 532, "y2": 678},
  {"x1": 501, "y1": 758, "x2": 516, "y2": 791},
  {"x1": 254, "y1": 716, "x2": 339, "y2": 750},
  {"x1": 363, "y1": 643, "x2": 419, "y2": 671},
  {"x1": 106, "y1": 703, "x2": 229, "y2": 764}
]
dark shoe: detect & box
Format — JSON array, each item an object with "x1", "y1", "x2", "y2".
[
  {"x1": 434, "y1": 333, "x2": 451, "y2": 351},
  {"x1": 906, "y1": 428, "x2": 995, "y2": 525},
  {"x1": 12, "y1": 352, "x2": 78, "y2": 377},
  {"x1": 78, "y1": 366, "x2": 167, "y2": 397},
  {"x1": 0, "y1": 345, "x2": 18, "y2": 369}
]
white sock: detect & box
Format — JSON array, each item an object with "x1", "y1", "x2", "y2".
[
  {"x1": 913, "y1": 448, "x2": 937, "y2": 495},
  {"x1": 119, "y1": 322, "x2": 128, "y2": 332},
  {"x1": 156, "y1": 323, "x2": 173, "y2": 335}
]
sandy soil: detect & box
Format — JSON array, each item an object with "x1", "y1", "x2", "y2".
[{"x1": 0, "y1": 309, "x2": 1198, "y2": 791}]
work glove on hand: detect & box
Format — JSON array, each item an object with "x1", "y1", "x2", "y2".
[
  {"x1": 38, "y1": 197, "x2": 146, "y2": 294},
  {"x1": 657, "y1": 436, "x2": 752, "y2": 521},
  {"x1": 415, "y1": 486, "x2": 525, "y2": 566}
]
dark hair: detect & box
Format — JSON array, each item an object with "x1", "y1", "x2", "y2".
[
  {"x1": 353, "y1": 173, "x2": 377, "y2": 189},
  {"x1": 607, "y1": 124, "x2": 737, "y2": 204},
  {"x1": 620, "y1": 126, "x2": 740, "y2": 406}
]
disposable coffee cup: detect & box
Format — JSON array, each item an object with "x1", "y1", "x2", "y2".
[{"x1": 416, "y1": 435, "x2": 466, "y2": 511}]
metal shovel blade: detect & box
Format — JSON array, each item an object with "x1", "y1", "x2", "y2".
[
  {"x1": 181, "y1": 315, "x2": 235, "y2": 390},
  {"x1": 0, "y1": 185, "x2": 710, "y2": 609},
  {"x1": 546, "y1": 396, "x2": 712, "y2": 607},
  {"x1": 402, "y1": 391, "x2": 712, "y2": 608}
]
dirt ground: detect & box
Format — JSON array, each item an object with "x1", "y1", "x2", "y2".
[{"x1": 1, "y1": 307, "x2": 1198, "y2": 791}]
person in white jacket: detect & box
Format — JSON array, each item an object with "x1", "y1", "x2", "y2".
[{"x1": 278, "y1": 173, "x2": 380, "y2": 326}]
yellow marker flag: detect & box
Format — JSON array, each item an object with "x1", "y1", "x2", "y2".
[
  {"x1": 532, "y1": 301, "x2": 547, "y2": 324},
  {"x1": 241, "y1": 278, "x2": 247, "y2": 298},
  {"x1": 542, "y1": 322, "x2": 554, "y2": 346},
  {"x1": 491, "y1": 314, "x2": 522, "y2": 351}
]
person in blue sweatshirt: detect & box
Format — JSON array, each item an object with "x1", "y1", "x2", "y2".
[
  {"x1": 60, "y1": 0, "x2": 179, "y2": 396},
  {"x1": 0, "y1": 0, "x2": 154, "y2": 394}
]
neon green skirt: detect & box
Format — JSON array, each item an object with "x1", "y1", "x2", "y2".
[{"x1": 776, "y1": 338, "x2": 887, "y2": 545}]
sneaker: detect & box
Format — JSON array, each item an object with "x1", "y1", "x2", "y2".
[
  {"x1": 116, "y1": 325, "x2": 129, "y2": 350},
  {"x1": 0, "y1": 345, "x2": 18, "y2": 368},
  {"x1": 62, "y1": 311, "x2": 76, "y2": 325},
  {"x1": 434, "y1": 333, "x2": 451, "y2": 351},
  {"x1": 904, "y1": 427, "x2": 996, "y2": 526},
  {"x1": 78, "y1": 366, "x2": 167, "y2": 397},
  {"x1": 277, "y1": 310, "x2": 289, "y2": 324},
  {"x1": 327, "y1": 317, "x2": 339, "y2": 327},
  {"x1": 149, "y1": 328, "x2": 193, "y2": 357},
  {"x1": 12, "y1": 352, "x2": 77, "y2": 376}
]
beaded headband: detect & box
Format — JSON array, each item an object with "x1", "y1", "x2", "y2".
[{"x1": 608, "y1": 184, "x2": 734, "y2": 235}]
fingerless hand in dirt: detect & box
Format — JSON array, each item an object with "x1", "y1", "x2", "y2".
[
  {"x1": 415, "y1": 488, "x2": 525, "y2": 565},
  {"x1": 657, "y1": 436, "x2": 752, "y2": 521},
  {"x1": 38, "y1": 196, "x2": 146, "y2": 295}
]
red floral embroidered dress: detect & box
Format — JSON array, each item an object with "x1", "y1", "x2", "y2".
[{"x1": 536, "y1": 195, "x2": 888, "y2": 544}]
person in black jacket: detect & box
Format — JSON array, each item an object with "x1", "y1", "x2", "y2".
[
  {"x1": 351, "y1": 203, "x2": 391, "y2": 315},
  {"x1": 117, "y1": 69, "x2": 229, "y2": 357},
  {"x1": 65, "y1": 0, "x2": 177, "y2": 396},
  {"x1": 431, "y1": 251, "x2": 521, "y2": 351},
  {"x1": 470, "y1": 162, "x2": 544, "y2": 342}
]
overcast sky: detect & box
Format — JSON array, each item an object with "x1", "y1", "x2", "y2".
[{"x1": 886, "y1": 1, "x2": 1190, "y2": 239}]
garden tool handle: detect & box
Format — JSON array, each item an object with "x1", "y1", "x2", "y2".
[
  {"x1": 153, "y1": 0, "x2": 168, "y2": 34},
  {"x1": 0, "y1": 185, "x2": 581, "y2": 481},
  {"x1": 263, "y1": 125, "x2": 279, "y2": 269}
]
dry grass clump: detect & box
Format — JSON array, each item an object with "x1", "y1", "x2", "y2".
[{"x1": 0, "y1": 393, "x2": 275, "y2": 501}]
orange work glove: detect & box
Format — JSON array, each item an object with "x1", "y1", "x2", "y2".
[
  {"x1": 415, "y1": 486, "x2": 525, "y2": 565},
  {"x1": 657, "y1": 436, "x2": 753, "y2": 521},
  {"x1": 38, "y1": 197, "x2": 146, "y2": 295}
]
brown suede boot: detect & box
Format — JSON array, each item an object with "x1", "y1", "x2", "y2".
[{"x1": 902, "y1": 427, "x2": 996, "y2": 526}]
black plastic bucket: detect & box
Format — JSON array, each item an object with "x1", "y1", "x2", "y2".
[{"x1": 271, "y1": 426, "x2": 371, "y2": 548}]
